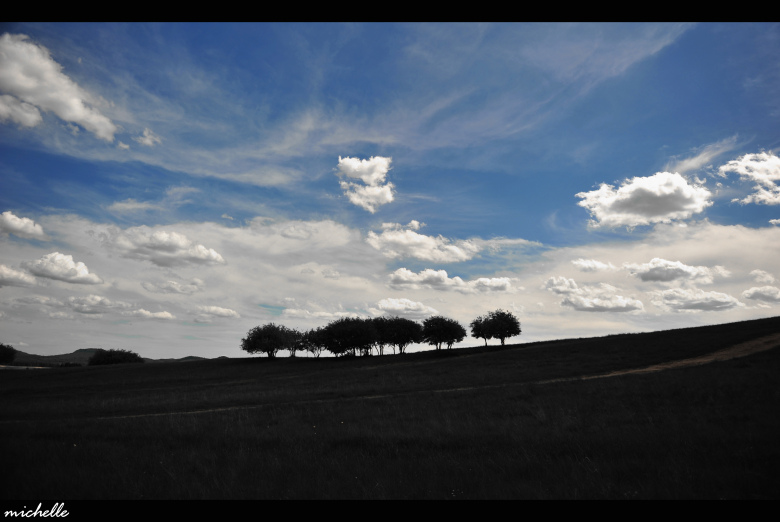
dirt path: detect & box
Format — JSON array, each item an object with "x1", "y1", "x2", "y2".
[{"x1": 5, "y1": 333, "x2": 780, "y2": 423}]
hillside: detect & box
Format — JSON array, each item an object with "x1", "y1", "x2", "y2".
[{"x1": 2, "y1": 315, "x2": 779, "y2": 499}]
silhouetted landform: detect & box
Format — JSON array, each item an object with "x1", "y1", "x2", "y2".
[
  {"x1": 2, "y1": 316, "x2": 778, "y2": 499},
  {"x1": 5, "y1": 348, "x2": 206, "y2": 367}
]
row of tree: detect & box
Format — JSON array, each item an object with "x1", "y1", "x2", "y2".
[{"x1": 240, "y1": 310, "x2": 521, "y2": 358}]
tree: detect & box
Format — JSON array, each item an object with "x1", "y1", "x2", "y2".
[
  {"x1": 470, "y1": 315, "x2": 491, "y2": 346},
  {"x1": 0, "y1": 343, "x2": 18, "y2": 364},
  {"x1": 241, "y1": 323, "x2": 298, "y2": 358},
  {"x1": 88, "y1": 348, "x2": 144, "y2": 365},
  {"x1": 422, "y1": 316, "x2": 466, "y2": 350},
  {"x1": 484, "y1": 309, "x2": 521, "y2": 346},
  {"x1": 382, "y1": 316, "x2": 423, "y2": 354},
  {"x1": 320, "y1": 317, "x2": 378, "y2": 357}
]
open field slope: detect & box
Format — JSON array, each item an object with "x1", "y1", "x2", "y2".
[{"x1": 2, "y1": 316, "x2": 780, "y2": 499}]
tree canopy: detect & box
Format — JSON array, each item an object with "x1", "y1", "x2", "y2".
[
  {"x1": 241, "y1": 323, "x2": 299, "y2": 358},
  {"x1": 0, "y1": 343, "x2": 17, "y2": 364},
  {"x1": 422, "y1": 316, "x2": 466, "y2": 350},
  {"x1": 484, "y1": 309, "x2": 521, "y2": 346},
  {"x1": 88, "y1": 348, "x2": 145, "y2": 365}
]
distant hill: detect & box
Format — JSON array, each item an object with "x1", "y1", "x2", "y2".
[{"x1": 6, "y1": 348, "x2": 206, "y2": 367}]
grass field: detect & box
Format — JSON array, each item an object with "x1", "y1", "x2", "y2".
[{"x1": 2, "y1": 316, "x2": 780, "y2": 499}]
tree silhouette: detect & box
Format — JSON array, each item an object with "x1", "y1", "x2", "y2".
[
  {"x1": 382, "y1": 316, "x2": 423, "y2": 354},
  {"x1": 470, "y1": 315, "x2": 491, "y2": 346},
  {"x1": 241, "y1": 323, "x2": 298, "y2": 358},
  {"x1": 484, "y1": 309, "x2": 521, "y2": 346},
  {"x1": 422, "y1": 316, "x2": 466, "y2": 350},
  {"x1": 88, "y1": 348, "x2": 144, "y2": 365},
  {"x1": 0, "y1": 343, "x2": 17, "y2": 364},
  {"x1": 321, "y1": 317, "x2": 377, "y2": 357}
]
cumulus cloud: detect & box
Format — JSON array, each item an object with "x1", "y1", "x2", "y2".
[
  {"x1": 770, "y1": 219, "x2": 780, "y2": 226},
  {"x1": 741, "y1": 286, "x2": 780, "y2": 304},
  {"x1": 133, "y1": 127, "x2": 162, "y2": 147},
  {"x1": 719, "y1": 152, "x2": 780, "y2": 205},
  {"x1": 193, "y1": 305, "x2": 240, "y2": 322},
  {"x1": 0, "y1": 94, "x2": 42, "y2": 127},
  {"x1": 388, "y1": 267, "x2": 515, "y2": 293},
  {"x1": 651, "y1": 287, "x2": 743, "y2": 312},
  {"x1": 571, "y1": 258, "x2": 616, "y2": 272},
  {"x1": 0, "y1": 211, "x2": 47, "y2": 240},
  {"x1": 544, "y1": 276, "x2": 643, "y2": 312},
  {"x1": 0, "y1": 264, "x2": 36, "y2": 287},
  {"x1": 576, "y1": 171, "x2": 712, "y2": 228},
  {"x1": 750, "y1": 269, "x2": 777, "y2": 285},
  {"x1": 22, "y1": 252, "x2": 103, "y2": 284},
  {"x1": 0, "y1": 33, "x2": 117, "y2": 141},
  {"x1": 367, "y1": 221, "x2": 480, "y2": 262},
  {"x1": 67, "y1": 294, "x2": 131, "y2": 314},
  {"x1": 375, "y1": 297, "x2": 439, "y2": 319},
  {"x1": 126, "y1": 309, "x2": 176, "y2": 320},
  {"x1": 336, "y1": 156, "x2": 395, "y2": 213},
  {"x1": 142, "y1": 278, "x2": 205, "y2": 295},
  {"x1": 102, "y1": 227, "x2": 225, "y2": 267},
  {"x1": 624, "y1": 258, "x2": 729, "y2": 284}
]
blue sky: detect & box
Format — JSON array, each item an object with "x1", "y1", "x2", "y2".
[{"x1": 1, "y1": 22, "x2": 779, "y2": 358}]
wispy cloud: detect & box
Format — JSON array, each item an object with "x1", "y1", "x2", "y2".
[{"x1": 0, "y1": 33, "x2": 117, "y2": 141}]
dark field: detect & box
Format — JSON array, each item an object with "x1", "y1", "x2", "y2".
[{"x1": 2, "y1": 316, "x2": 780, "y2": 499}]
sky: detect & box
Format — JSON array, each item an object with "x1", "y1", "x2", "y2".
[{"x1": 1, "y1": 22, "x2": 779, "y2": 359}]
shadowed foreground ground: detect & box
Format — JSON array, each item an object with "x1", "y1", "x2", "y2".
[{"x1": 2, "y1": 316, "x2": 779, "y2": 499}]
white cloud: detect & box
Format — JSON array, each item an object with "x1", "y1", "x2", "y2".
[
  {"x1": 336, "y1": 156, "x2": 395, "y2": 213},
  {"x1": 367, "y1": 222, "x2": 480, "y2": 263},
  {"x1": 750, "y1": 269, "x2": 777, "y2": 285},
  {"x1": 133, "y1": 127, "x2": 162, "y2": 147},
  {"x1": 106, "y1": 199, "x2": 160, "y2": 213},
  {"x1": 624, "y1": 258, "x2": 729, "y2": 284},
  {"x1": 0, "y1": 94, "x2": 42, "y2": 127},
  {"x1": 0, "y1": 33, "x2": 117, "y2": 141},
  {"x1": 571, "y1": 258, "x2": 616, "y2": 272},
  {"x1": 142, "y1": 278, "x2": 205, "y2": 295},
  {"x1": 770, "y1": 219, "x2": 780, "y2": 226},
  {"x1": 67, "y1": 294, "x2": 131, "y2": 314},
  {"x1": 388, "y1": 267, "x2": 515, "y2": 293},
  {"x1": 0, "y1": 211, "x2": 47, "y2": 240},
  {"x1": 544, "y1": 276, "x2": 643, "y2": 313},
  {"x1": 0, "y1": 264, "x2": 36, "y2": 287},
  {"x1": 741, "y1": 286, "x2": 780, "y2": 304},
  {"x1": 576, "y1": 171, "x2": 712, "y2": 228},
  {"x1": 665, "y1": 136, "x2": 739, "y2": 174},
  {"x1": 194, "y1": 305, "x2": 240, "y2": 322},
  {"x1": 375, "y1": 297, "x2": 439, "y2": 319},
  {"x1": 651, "y1": 287, "x2": 743, "y2": 312},
  {"x1": 720, "y1": 152, "x2": 780, "y2": 205},
  {"x1": 103, "y1": 227, "x2": 225, "y2": 267},
  {"x1": 126, "y1": 309, "x2": 176, "y2": 320},
  {"x1": 22, "y1": 252, "x2": 103, "y2": 284}
]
